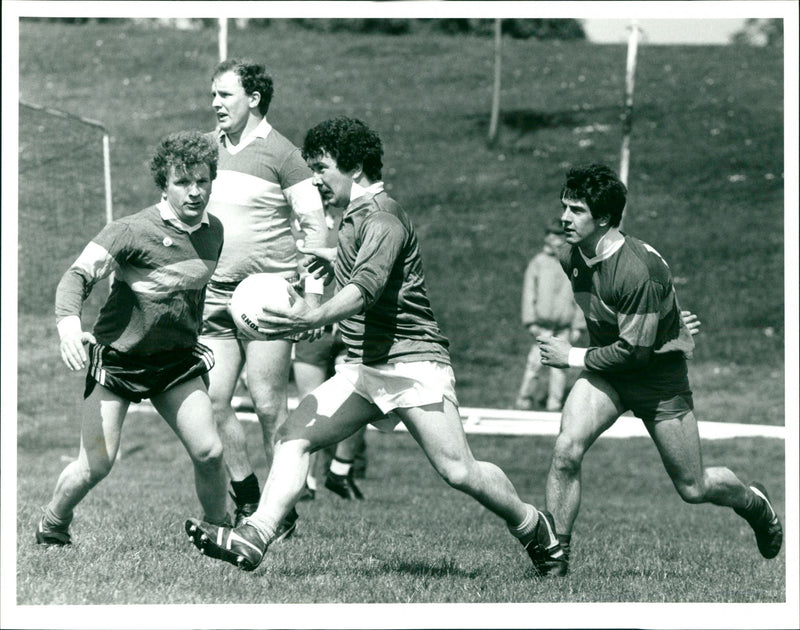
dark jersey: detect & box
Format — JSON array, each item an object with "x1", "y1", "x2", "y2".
[
  {"x1": 335, "y1": 188, "x2": 450, "y2": 365},
  {"x1": 56, "y1": 204, "x2": 224, "y2": 355},
  {"x1": 559, "y1": 230, "x2": 694, "y2": 374}
]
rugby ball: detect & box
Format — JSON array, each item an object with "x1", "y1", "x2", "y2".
[{"x1": 228, "y1": 273, "x2": 292, "y2": 340}]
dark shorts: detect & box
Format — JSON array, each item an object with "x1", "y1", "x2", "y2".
[
  {"x1": 202, "y1": 277, "x2": 299, "y2": 340},
  {"x1": 293, "y1": 327, "x2": 345, "y2": 371},
  {"x1": 84, "y1": 343, "x2": 215, "y2": 403},
  {"x1": 603, "y1": 355, "x2": 694, "y2": 422}
]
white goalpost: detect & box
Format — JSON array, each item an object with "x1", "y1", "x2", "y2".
[
  {"x1": 218, "y1": 17, "x2": 228, "y2": 61},
  {"x1": 618, "y1": 20, "x2": 641, "y2": 230}
]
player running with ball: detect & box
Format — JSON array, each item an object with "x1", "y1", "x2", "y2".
[{"x1": 184, "y1": 116, "x2": 566, "y2": 576}]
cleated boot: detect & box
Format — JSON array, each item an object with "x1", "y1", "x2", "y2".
[
  {"x1": 185, "y1": 519, "x2": 266, "y2": 571},
  {"x1": 736, "y1": 482, "x2": 783, "y2": 559},
  {"x1": 273, "y1": 507, "x2": 299, "y2": 543},
  {"x1": 230, "y1": 492, "x2": 259, "y2": 528},
  {"x1": 35, "y1": 515, "x2": 72, "y2": 547},
  {"x1": 524, "y1": 510, "x2": 568, "y2": 577},
  {"x1": 325, "y1": 471, "x2": 364, "y2": 500}
]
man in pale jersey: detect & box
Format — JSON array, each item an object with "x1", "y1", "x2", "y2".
[{"x1": 200, "y1": 59, "x2": 326, "y2": 537}]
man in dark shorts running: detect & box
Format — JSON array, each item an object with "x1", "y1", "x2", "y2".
[
  {"x1": 537, "y1": 163, "x2": 783, "y2": 574},
  {"x1": 36, "y1": 131, "x2": 229, "y2": 546}
]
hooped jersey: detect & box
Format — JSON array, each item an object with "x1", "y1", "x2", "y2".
[
  {"x1": 55, "y1": 204, "x2": 224, "y2": 355},
  {"x1": 205, "y1": 121, "x2": 325, "y2": 283},
  {"x1": 559, "y1": 230, "x2": 694, "y2": 373}
]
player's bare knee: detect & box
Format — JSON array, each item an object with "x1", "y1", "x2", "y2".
[
  {"x1": 435, "y1": 458, "x2": 472, "y2": 490},
  {"x1": 209, "y1": 398, "x2": 234, "y2": 425},
  {"x1": 253, "y1": 404, "x2": 282, "y2": 429},
  {"x1": 675, "y1": 481, "x2": 706, "y2": 504},
  {"x1": 192, "y1": 439, "x2": 224, "y2": 467},
  {"x1": 552, "y1": 435, "x2": 584, "y2": 474}
]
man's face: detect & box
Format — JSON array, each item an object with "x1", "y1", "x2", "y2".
[
  {"x1": 164, "y1": 163, "x2": 212, "y2": 226},
  {"x1": 560, "y1": 196, "x2": 605, "y2": 250},
  {"x1": 306, "y1": 152, "x2": 355, "y2": 208},
  {"x1": 211, "y1": 70, "x2": 255, "y2": 138}
]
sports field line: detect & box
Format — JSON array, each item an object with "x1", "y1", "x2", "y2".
[{"x1": 131, "y1": 397, "x2": 785, "y2": 440}]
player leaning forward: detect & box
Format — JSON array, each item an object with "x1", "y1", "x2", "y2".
[
  {"x1": 537, "y1": 163, "x2": 783, "y2": 573},
  {"x1": 185, "y1": 116, "x2": 566, "y2": 575},
  {"x1": 36, "y1": 131, "x2": 229, "y2": 546}
]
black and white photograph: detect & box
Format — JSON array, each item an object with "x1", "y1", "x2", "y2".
[{"x1": 2, "y1": 1, "x2": 798, "y2": 629}]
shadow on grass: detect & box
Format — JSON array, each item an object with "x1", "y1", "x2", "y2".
[{"x1": 383, "y1": 558, "x2": 481, "y2": 579}]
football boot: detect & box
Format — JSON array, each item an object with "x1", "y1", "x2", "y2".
[
  {"x1": 736, "y1": 481, "x2": 783, "y2": 559},
  {"x1": 524, "y1": 510, "x2": 568, "y2": 577},
  {"x1": 325, "y1": 471, "x2": 364, "y2": 500},
  {"x1": 185, "y1": 519, "x2": 266, "y2": 571},
  {"x1": 35, "y1": 515, "x2": 72, "y2": 546}
]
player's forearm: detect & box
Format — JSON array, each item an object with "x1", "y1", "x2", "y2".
[
  {"x1": 304, "y1": 283, "x2": 364, "y2": 329},
  {"x1": 54, "y1": 267, "x2": 93, "y2": 321},
  {"x1": 572, "y1": 341, "x2": 652, "y2": 372}
]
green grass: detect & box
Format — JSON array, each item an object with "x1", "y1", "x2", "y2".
[{"x1": 17, "y1": 410, "x2": 785, "y2": 605}]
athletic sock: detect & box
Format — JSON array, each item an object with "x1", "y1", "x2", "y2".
[
  {"x1": 231, "y1": 473, "x2": 260, "y2": 506},
  {"x1": 43, "y1": 505, "x2": 72, "y2": 531},
  {"x1": 306, "y1": 475, "x2": 318, "y2": 492},
  {"x1": 557, "y1": 533, "x2": 572, "y2": 558},
  {"x1": 329, "y1": 457, "x2": 354, "y2": 476},
  {"x1": 241, "y1": 514, "x2": 277, "y2": 545},
  {"x1": 734, "y1": 488, "x2": 764, "y2": 525},
  {"x1": 509, "y1": 504, "x2": 539, "y2": 546}
]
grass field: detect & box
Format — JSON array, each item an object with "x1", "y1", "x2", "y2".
[
  {"x1": 16, "y1": 409, "x2": 786, "y2": 605},
  {"x1": 9, "y1": 16, "x2": 793, "y2": 625}
]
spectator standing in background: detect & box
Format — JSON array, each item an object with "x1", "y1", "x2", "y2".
[{"x1": 514, "y1": 218, "x2": 585, "y2": 412}]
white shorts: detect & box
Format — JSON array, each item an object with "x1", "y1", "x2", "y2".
[{"x1": 330, "y1": 360, "x2": 459, "y2": 432}]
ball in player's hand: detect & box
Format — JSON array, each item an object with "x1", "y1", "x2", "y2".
[{"x1": 228, "y1": 273, "x2": 292, "y2": 340}]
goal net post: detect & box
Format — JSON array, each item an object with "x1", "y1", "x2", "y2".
[{"x1": 18, "y1": 101, "x2": 113, "y2": 319}]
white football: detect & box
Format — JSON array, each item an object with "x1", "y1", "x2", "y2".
[{"x1": 228, "y1": 273, "x2": 292, "y2": 340}]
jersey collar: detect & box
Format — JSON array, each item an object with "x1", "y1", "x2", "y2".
[
  {"x1": 350, "y1": 180, "x2": 385, "y2": 202},
  {"x1": 343, "y1": 181, "x2": 386, "y2": 217},
  {"x1": 218, "y1": 117, "x2": 272, "y2": 153},
  {"x1": 158, "y1": 200, "x2": 209, "y2": 234},
  {"x1": 579, "y1": 227, "x2": 624, "y2": 267}
]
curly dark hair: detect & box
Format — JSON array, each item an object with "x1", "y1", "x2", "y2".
[
  {"x1": 149, "y1": 130, "x2": 218, "y2": 190},
  {"x1": 560, "y1": 163, "x2": 627, "y2": 227},
  {"x1": 213, "y1": 58, "x2": 274, "y2": 116},
  {"x1": 301, "y1": 116, "x2": 383, "y2": 181}
]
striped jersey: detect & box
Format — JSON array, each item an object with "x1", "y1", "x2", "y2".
[
  {"x1": 55, "y1": 203, "x2": 224, "y2": 355},
  {"x1": 205, "y1": 119, "x2": 325, "y2": 283},
  {"x1": 336, "y1": 185, "x2": 450, "y2": 365},
  {"x1": 558, "y1": 228, "x2": 694, "y2": 373}
]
